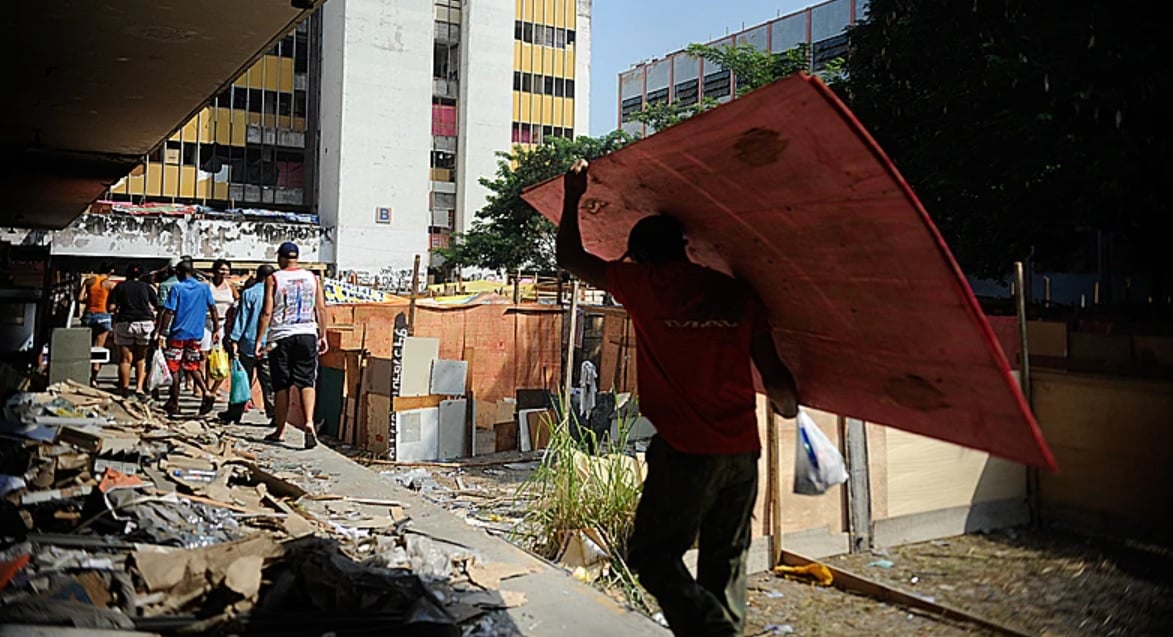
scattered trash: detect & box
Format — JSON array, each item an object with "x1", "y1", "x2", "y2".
[
  {"x1": 765, "y1": 623, "x2": 796, "y2": 635},
  {"x1": 867, "y1": 559, "x2": 895, "y2": 569},
  {"x1": 774, "y1": 562, "x2": 834, "y2": 587},
  {"x1": 763, "y1": 589, "x2": 785, "y2": 599},
  {"x1": 0, "y1": 379, "x2": 529, "y2": 635},
  {"x1": 910, "y1": 576, "x2": 920, "y2": 585},
  {"x1": 652, "y1": 611, "x2": 669, "y2": 627}
]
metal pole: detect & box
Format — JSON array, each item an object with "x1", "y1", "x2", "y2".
[{"x1": 563, "y1": 279, "x2": 580, "y2": 410}]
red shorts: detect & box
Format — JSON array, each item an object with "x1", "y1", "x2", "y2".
[{"x1": 165, "y1": 339, "x2": 204, "y2": 373}]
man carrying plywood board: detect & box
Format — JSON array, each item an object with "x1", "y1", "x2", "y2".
[{"x1": 556, "y1": 160, "x2": 800, "y2": 637}]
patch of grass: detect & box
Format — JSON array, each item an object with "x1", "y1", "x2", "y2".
[{"x1": 513, "y1": 398, "x2": 651, "y2": 611}]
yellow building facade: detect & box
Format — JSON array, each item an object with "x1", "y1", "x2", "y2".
[{"x1": 511, "y1": 0, "x2": 579, "y2": 145}]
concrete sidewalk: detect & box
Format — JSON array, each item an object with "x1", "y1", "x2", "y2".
[{"x1": 211, "y1": 409, "x2": 666, "y2": 637}]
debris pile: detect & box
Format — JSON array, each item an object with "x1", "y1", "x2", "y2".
[{"x1": 0, "y1": 381, "x2": 530, "y2": 635}]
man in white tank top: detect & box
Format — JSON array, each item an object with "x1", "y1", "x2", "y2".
[{"x1": 255, "y1": 241, "x2": 328, "y2": 449}]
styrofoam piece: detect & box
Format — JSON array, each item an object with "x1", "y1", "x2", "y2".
[
  {"x1": 437, "y1": 399, "x2": 468, "y2": 459},
  {"x1": 401, "y1": 337, "x2": 440, "y2": 397},
  {"x1": 396, "y1": 407, "x2": 439, "y2": 462},
  {"x1": 430, "y1": 359, "x2": 469, "y2": 395},
  {"x1": 517, "y1": 408, "x2": 545, "y2": 453}
]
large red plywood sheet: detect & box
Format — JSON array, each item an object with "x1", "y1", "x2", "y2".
[{"x1": 522, "y1": 74, "x2": 1055, "y2": 470}]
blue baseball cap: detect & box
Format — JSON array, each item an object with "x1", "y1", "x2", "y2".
[{"x1": 277, "y1": 242, "x2": 299, "y2": 258}]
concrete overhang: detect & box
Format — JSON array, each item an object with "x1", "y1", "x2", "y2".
[{"x1": 0, "y1": 0, "x2": 326, "y2": 230}]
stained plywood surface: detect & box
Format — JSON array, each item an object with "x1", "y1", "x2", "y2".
[{"x1": 522, "y1": 74, "x2": 1053, "y2": 470}]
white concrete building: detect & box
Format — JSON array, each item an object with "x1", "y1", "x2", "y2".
[{"x1": 25, "y1": 0, "x2": 592, "y2": 285}]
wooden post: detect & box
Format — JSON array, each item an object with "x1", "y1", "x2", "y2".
[
  {"x1": 513, "y1": 268, "x2": 521, "y2": 305},
  {"x1": 1014, "y1": 261, "x2": 1038, "y2": 525},
  {"x1": 767, "y1": 413, "x2": 783, "y2": 568},
  {"x1": 563, "y1": 279, "x2": 580, "y2": 410},
  {"x1": 556, "y1": 270, "x2": 565, "y2": 307},
  {"x1": 408, "y1": 254, "x2": 421, "y2": 336},
  {"x1": 843, "y1": 416, "x2": 872, "y2": 553}
]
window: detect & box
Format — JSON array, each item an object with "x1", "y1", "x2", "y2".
[
  {"x1": 521, "y1": 73, "x2": 533, "y2": 92},
  {"x1": 513, "y1": 71, "x2": 521, "y2": 91},
  {"x1": 702, "y1": 70, "x2": 732, "y2": 99},
  {"x1": 543, "y1": 76, "x2": 554, "y2": 95},
  {"x1": 533, "y1": 25, "x2": 546, "y2": 46},
  {"x1": 646, "y1": 87, "x2": 669, "y2": 106},
  {"x1": 514, "y1": 20, "x2": 523, "y2": 40},
  {"x1": 620, "y1": 96, "x2": 643, "y2": 122},
  {"x1": 566, "y1": 79, "x2": 575, "y2": 99},
  {"x1": 554, "y1": 78, "x2": 565, "y2": 97},
  {"x1": 555, "y1": 29, "x2": 566, "y2": 48},
  {"x1": 674, "y1": 81, "x2": 699, "y2": 107},
  {"x1": 545, "y1": 26, "x2": 555, "y2": 46},
  {"x1": 522, "y1": 23, "x2": 533, "y2": 42},
  {"x1": 567, "y1": 30, "x2": 576, "y2": 45}
]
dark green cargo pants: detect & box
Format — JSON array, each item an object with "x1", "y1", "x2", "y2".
[{"x1": 627, "y1": 435, "x2": 760, "y2": 637}]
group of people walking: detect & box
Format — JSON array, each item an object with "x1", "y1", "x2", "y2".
[{"x1": 77, "y1": 241, "x2": 328, "y2": 449}]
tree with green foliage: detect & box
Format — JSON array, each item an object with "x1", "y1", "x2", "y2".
[
  {"x1": 436, "y1": 131, "x2": 634, "y2": 273},
  {"x1": 842, "y1": 0, "x2": 1166, "y2": 287},
  {"x1": 632, "y1": 43, "x2": 844, "y2": 132}
]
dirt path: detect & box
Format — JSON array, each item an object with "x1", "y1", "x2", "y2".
[{"x1": 748, "y1": 528, "x2": 1173, "y2": 636}]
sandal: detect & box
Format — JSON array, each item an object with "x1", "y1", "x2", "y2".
[
  {"x1": 198, "y1": 397, "x2": 215, "y2": 416},
  {"x1": 303, "y1": 430, "x2": 318, "y2": 450},
  {"x1": 263, "y1": 431, "x2": 283, "y2": 443}
]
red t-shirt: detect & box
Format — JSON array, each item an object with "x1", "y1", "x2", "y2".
[{"x1": 608, "y1": 261, "x2": 769, "y2": 455}]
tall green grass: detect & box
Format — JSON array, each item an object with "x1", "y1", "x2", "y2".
[{"x1": 514, "y1": 398, "x2": 651, "y2": 611}]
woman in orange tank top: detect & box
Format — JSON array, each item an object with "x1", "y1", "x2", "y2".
[{"x1": 77, "y1": 262, "x2": 119, "y2": 385}]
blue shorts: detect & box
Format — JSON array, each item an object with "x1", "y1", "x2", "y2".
[{"x1": 83, "y1": 312, "x2": 113, "y2": 333}]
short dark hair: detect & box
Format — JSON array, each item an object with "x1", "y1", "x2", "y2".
[
  {"x1": 176, "y1": 261, "x2": 194, "y2": 278},
  {"x1": 625, "y1": 215, "x2": 687, "y2": 264},
  {"x1": 212, "y1": 259, "x2": 232, "y2": 272},
  {"x1": 125, "y1": 263, "x2": 144, "y2": 280},
  {"x1": 256, "y1": 264, "x2": 276, "y2": 280},
  {"x1": 99, "y1": 261, "x2": 115, "y2": 274}
]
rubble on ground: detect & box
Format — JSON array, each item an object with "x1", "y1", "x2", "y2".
[{"x1": 0, "y1": 381, "x2": 531, "y2": 635}]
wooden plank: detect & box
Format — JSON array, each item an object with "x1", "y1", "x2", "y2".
[
  {"x1": 780, "y1": 550, "x2": 1033, "y2": 637},
  {"x1": 392, "y1": 395, "x2": 443, "y2": 412}
]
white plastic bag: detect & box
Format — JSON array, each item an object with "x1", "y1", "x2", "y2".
[
  {"x1": 793, "y1": 409, "x2": 848, "y2": 495},
  {"x1": 148, "y1": 348, "x2": 172, "y2": 390}
]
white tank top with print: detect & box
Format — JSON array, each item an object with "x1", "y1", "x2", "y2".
[{"x1": 269, "y1": 268, "x2": 319, "y2": 341}]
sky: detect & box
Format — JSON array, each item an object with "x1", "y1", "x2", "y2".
[{"x1": 587, "y1": 0, "x2": 813, "y2": 136}]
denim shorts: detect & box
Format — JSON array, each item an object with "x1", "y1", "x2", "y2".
[{"x1": 83, "y1": 312, "x2": 113, "y2": 333}]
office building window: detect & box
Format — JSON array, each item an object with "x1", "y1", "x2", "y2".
[
  {"x1": 621, "y1": 96, "x2": 643, "y2": 122},
  {"x1": 566, "y1": 79, "x2": 575, "y2": 99},
  {"x1": 674, "y1": 80, "x2": 698, "y2": 107},
  {"x1": 646, "y1": 87, "x2": 669, "y2": 106},
  {"x1": 702, "y1": 70, "x2": 731, "y2": 99},
  {"x1": 515, "y1": 20, "x2": 575, "y2": 49}
]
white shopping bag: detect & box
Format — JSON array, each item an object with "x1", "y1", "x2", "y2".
[
  {"x1": 793, "y1": 409, "x2": 848, "y2": 495},
  {"x1": 148, "y1": 348, "x2": 173, "y2": 390}
]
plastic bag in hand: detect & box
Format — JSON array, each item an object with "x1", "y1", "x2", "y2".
[{"x1": 793, "y1": 408, "x2": 849, "y2": 495}]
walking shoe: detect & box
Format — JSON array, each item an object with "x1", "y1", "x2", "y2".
[
  {"x1": 198, "y1": 397, "x2": 215, "y2": 416},
  {"x1": 164, "y1": 402, "x2": 181, "y2": 417},
  {"x1": 263, "y1": 431, "x2": 283, "y2": 443},
  {"x1": 303, "y1": 430, "x2": 318, "y2": 450}
]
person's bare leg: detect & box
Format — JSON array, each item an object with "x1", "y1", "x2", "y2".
[
  {"x1": 92, "y1": 330, "x2": 109, "y2": 384},
  {"x1": 117, "y1": 345, "x2": 132, "y2": 393},
  {"x1": 167, "y1": 369, "x2": 181, "y2": 412},
  {"x1": 298, "y1": 387, "x2": 317, "y2": 433},
  {"x1": 132, "y1": 345, "x2": 148, "y2": 393},
  {"x1": 270, "y1": 389, "x2": 291, "y2": 438}
]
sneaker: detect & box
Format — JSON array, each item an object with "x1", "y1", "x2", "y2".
[{"x1": 303, "y1": 430, "x2": 318, "y2": 450}]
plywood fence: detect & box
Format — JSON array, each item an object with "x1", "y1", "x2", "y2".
[{"x1": 326, "y1": 301, "x2": 563, "y2": 404}]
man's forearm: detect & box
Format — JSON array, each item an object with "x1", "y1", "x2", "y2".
[{"x1": 556, "y1": 193, "x2": 585, "y2": 258}]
